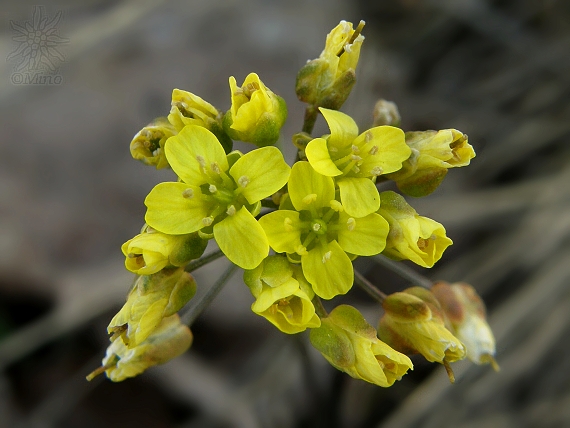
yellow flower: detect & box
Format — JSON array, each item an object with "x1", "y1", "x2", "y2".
[
  {"x1": 378, "y1": 287, "x2": 465, "y2": 381},
  {"x1": 168, "y1": 89, "x2": 232, "y2": 153},
  {"x1": 305, "y1": 108, "x2": 410, "y2": 217},
  {"x1": 310, "y1": 305, "x2": 412, "y2": 387},
  {"x1": 223, "y1": 72, "x2": 287, "y2": 147},
  {"x1": 108, "y1": 267, "x2": 196, "y2": 347},
  {"x1": 296, "y1": 20, "x2": 365, "y2": 110},
  {"x1": 130, "y1": 117, "x2": 176, "y2": 169},
  {"x1": 432, "y1": 281, "x2": 499, "y2": 371},
  {"x1": 121, "y1": 226, "x2": 207, "y2": 275},
  {"x1": 87, "y1": 315, "x2": 192, "y2": 382},
  {"x1": 244, "y1": 255, "x2": 320, "y2": 334},
  {"x1": 386, "y1": 129, "x2": 475, "y2": 197},
  {"x1": 378, "y1": 191, "x2": 452, "y2": 268}
]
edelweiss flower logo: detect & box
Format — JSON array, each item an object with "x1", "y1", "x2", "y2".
[{"x1": 7, "y1": 6, "x2": 68, "y2": 72}]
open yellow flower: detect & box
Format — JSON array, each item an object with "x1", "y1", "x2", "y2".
[
  {"x1": 259, "y1": 162, "x2": 389, "y2": 299},
  {"x1": 310, "y1": 305, "x2": 412, "y2": 387},
  {"x1": 144, "y1": 124, "x2": 290, "y2": 269},
  {"x1": 305, "y1": 108, "x2": 410, "y2": 218}
]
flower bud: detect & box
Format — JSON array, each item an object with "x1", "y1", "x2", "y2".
[
  {"x1": 378, "y1": 191, "x2": 452, "y2": 268},
  {"x1": 296, "y1": 20, "x2": 364, "y2": 110},
  {"x1": 168, "y1": 89, "x2": 233, "y2": 153},
  {"x1": 108, "y1": 267, "x2": 197, "y2": 347},
  {"x1": 378, "y1": 287, "x2": 465, "y2": 382},
  {"x1": 432, "y1": 281, "x2": 499, "y2": 371},
  {"x1": 223, "y1": 73, "x2": 287, "y2": 147},
  {"x1": 87, "y1": 315, "x2": 192, "y2": 382},
  {"x1": 386, "y1": 129, "x2": 475, "y2": 197},
  {"x1": 310, "y1": 305, "x2": 413, "y2": 387},
  {"x1": 372, "y1": 99, "x2": 401, "y2": 127},
  {"x1": 244, "y1": 255, "x2": 320, "y2": 334},
  {"x1": 130, "y1": 117, "x2": 176, "y2": 169},
  {"x1": 122, "y1": 227, "x2": 207, "y2": 275}
]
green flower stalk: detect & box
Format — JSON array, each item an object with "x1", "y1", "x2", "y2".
[
  {"x1": 223, "y1": 72, "x2": 287, "y2": 147},
  {"x1": 122, "y1": 226, "x2": 207, "y2": 275},
  {"x1": 310, "y1": 305, "x2": 413, "y2": 387},
  {"x1": 259, "y1": 161, "x2": 389, "y2": 299},
  {"x1": 305, "y1": 108, "x2": 410, "y2": 217},
  {"x1": 88, "y1": 315, "x2": 192, "y2": 382},
  {"x1": 386, "y1": 129, "x2": 475, "y2": 197},
  {"x1": 130, "y1": 117, "x2": 176, "y2": 169},
  {"x1": 244, "y1": 255, "x2": 321, "y2": 334},
  {"x1": 144, "y1": 124, "x2": 290, "y2": 269},
  {"x1": 378, "y1": 191, "x2": 452, "y2": 268},
  {"x1": 108, "y1": 267, "x2": 197, "y2": 347}
]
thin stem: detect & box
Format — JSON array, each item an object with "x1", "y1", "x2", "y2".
[
  {"x1": 354, "y1": 270, "x2": 387, "y2": 303},
  {"x1": 302, "y1": 105, "x2": 318, "y2": 135},
  {"x1": 372, "y1": 255, "x2": 434, "y2": 289},
  {"x1": 312, "y1": 296, "x2": 328, "y2": 318},
  {"x1": 181, "y1": 263, "x2": 239, "y2": 326},
  {"x1": 185, "y1": 249, "x2": 226, "y2": 273}
]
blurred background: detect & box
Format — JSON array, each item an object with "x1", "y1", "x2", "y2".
[{"x1": 1, "y1": 0, "x2": 569, "y2": 427}]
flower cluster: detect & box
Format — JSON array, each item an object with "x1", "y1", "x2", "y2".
[{"x1": 88, "y1": 20, "x2": 495, "y2": 389}]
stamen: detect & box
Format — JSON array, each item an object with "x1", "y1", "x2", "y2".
[
  {"x1": 352, "y1": 144, "x2": 360, "y2": 154},
  {"x1": 370, "y1": 166, "x2": 383, "y2": 177},
  {"x1": 226, "y1": 205, "x2": 236, "y2": 216},
  {"x1": 284, "y1": 217, "x2": 294, "y2": 232},
  {"x1": 330, "y1": 200, "x2": 343, "y2": 212},
  {"x1": 196, "y1": 155, "x2": 207, "y2": 169},
  {"x1": 209, "y1": 184, "x2": 218, "y2": 194},
  {"x1": 352, "y1": 165, "x2": 360, "y2": 173},
  {"x1": 182, "y1": 188, "x2": 194, "y2": 199},
  {"x1": 211, "y1": 162, "x2": 221, "y2": 174},
  {"x1": 244, "y1": 82, "x2": 260, "y2": 97},
  {"x1": 417, "y1": 238, "x2": 428, "y2": 250},
  {"x1": 442, "y1": 359, "x2": 456, "y2": 384},
  {"x1": 351, "y1": 155, "x2": 362, "y2": 162},
  {"x1": 202, "y1": 216, "x2": 214, "y2": 226},
  {"x1": 238, "y1": 175, "x2": 250, "y2": 188},
  {"x1": 346, "y1": 217, "x2": 356, "y2": 231},
  {"x1": 365, "y1": 130, "x2": 373, "y2": 142},
  {"x1": 302, "y1": 193, "x2": 318, "y2": 205},
  {"x1": 322, "y1": 251, "x2": 332, "y2": 264},
  {"x1": 369, "y1": 145, "x2": 378, "y2": 155}
]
